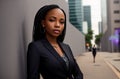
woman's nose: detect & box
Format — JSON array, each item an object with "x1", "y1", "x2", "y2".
[{"x1": 55, "y1": 21, "x2": 60, "y2": 27}]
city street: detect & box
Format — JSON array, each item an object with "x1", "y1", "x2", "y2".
[{"x1": 76, "y1": 52, "x2": 120, "y2": 79}]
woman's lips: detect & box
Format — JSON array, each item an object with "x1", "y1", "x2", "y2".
[{"x1": 53, "y1": 30, "x2": 60, "y2": 34}]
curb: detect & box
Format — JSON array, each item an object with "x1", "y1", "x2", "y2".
[{"x1": 105, "y1": 60, "x2": 120, "y2": 79}]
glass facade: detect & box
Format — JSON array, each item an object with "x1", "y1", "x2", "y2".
[
  {"x1": 83, "y1": 6, "x2": 91, "y2": 30},
  {"x1": 68, "y1": 0, "x2": 83, "y2": 32}
]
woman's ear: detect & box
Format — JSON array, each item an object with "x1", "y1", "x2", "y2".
[{"x1": 41, "y1": 20, "x2": 45, "y2": 28}]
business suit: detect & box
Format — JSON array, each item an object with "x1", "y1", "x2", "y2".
[
  {"x1": 27, "y1": 38, "x2": 83, "y2": 79},
  {"x1": 92, "y1": 47, "x2": 97, "y2": 58}
]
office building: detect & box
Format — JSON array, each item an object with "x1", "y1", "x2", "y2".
[
  {"x1": 101, "y1": 0, "x2": 120, "y2": 52},
  {"x1": 83, "y1": 6, "x2": 92, "y2": 30},
  {"x1": 68, "y1": 0, "x2": 83, "y2": 32},
  {"x1": 83, "y1": 21, "x2": 88, "y2": 34},
  {"x1": 98, "y1": 21, "x2": 103, "y2": 34}
]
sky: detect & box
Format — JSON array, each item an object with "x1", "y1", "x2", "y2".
[{"x1": 83, "y1": 0, "x2": 101, "y2": 35}]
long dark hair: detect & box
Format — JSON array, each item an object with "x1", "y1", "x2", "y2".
[{"x1": 33, "y1": 4, "x2": 66, "y2": 42}]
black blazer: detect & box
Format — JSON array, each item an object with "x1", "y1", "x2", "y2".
[{"x1": 27, "y1": 38, "x2": 83, "y2": 79}]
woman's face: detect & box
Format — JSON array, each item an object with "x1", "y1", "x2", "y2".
[{"x1": 42, "y1": 8, "x2": 65, "y2": 39}]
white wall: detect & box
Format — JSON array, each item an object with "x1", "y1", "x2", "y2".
[{"x1": 0, "y1": 0, "x2": 26, "y2": 79}]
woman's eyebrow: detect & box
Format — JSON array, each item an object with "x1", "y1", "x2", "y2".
[
  {"x1": 49, "y1": 16, "x2": 56, "y2": 19},
  {"x1": 49, "y1": 16, "x2": 65, "y2": 20}
]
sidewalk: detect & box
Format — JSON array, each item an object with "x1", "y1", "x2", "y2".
[
  {"x1": 102, "y1": 52, "x2": 120, "y2": 78},
  {"x1": 76, "y1": 52, "x2": 120, "y2": 79}
]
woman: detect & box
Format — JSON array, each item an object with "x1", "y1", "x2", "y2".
[
  {"x1": 92, "y1": 45, "x2": 97, "y2": 63},
  {"x1": 27, "y1": 4, "x2": 83, "y2": 79}
]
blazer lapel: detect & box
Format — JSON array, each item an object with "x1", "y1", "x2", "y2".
[
  {"x1": 59, "y1": 42, "x2": 73, "y2": 72},
  {"x1": 41, "y1": 39, "x2": 67, "y2": 71},
  {"x1": 59, "y1": 42, "x2": 72, "y2": 62}
]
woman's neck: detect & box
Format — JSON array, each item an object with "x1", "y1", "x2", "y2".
[{"x1": 46, "y1": 36, "x2": 58, "y2": 45}]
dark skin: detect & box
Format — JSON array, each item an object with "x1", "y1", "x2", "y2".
[{"x1": 42, "y1": 8, "x2": 65, "y2": 56}]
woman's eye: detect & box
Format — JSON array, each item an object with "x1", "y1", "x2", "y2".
[
  {"x1": 49, "y1": 19, "x2": 55, "y2": 22},
  {"x1": 60, "y1": 21, "x2": 65, "y2": 24}
]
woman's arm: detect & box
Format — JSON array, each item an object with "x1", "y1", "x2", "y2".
[
  {"x1": 27, "y1": 42, "x2": 40, "y2": 79},
  {"x1": 67, "y1": 45, "x2": 83, "y2": 79},
  {"x1": 72, "y1": 58, "x2": 83, "y2": 79}
]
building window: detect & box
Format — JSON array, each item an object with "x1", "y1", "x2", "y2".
[
  {"x1": 114, "y1": 10, "x2": 120, "y2": 14},
  {"x1": 114, "y1": 0, "x2": 119, "y2": 3},
  {"x1": 114, "y1": 20, "x2": 120, "y2": 23}
]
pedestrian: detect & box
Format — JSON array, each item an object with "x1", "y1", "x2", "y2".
[
  {"x1": 92, "y1": 45, "x2": 97, "y2": 63},
  {"x1": 27, "y1": 4, "x2": 83, "y2": 79}
]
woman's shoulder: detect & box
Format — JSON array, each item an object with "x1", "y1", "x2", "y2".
[
  {"x1": 29, "y1": 40, "x2": 41, "y2": 44},
  {"x1": 28, "y1": 40, "x2": 43, "y2": 47}
]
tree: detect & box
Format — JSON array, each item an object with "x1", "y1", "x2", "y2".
[
  {"x1": 85, "y1": 29, "x2": 93, "y2": 48},
  {"x1": 95, "y1": 33, "x2": 103, "y2": 46}
]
